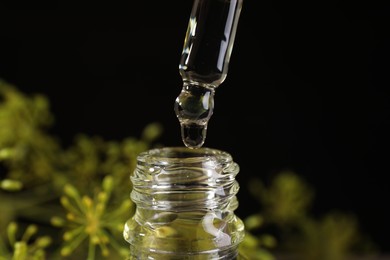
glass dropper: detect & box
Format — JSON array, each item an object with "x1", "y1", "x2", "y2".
[{"x1": 174, "y1": 0, "x2": 243, "y2": 149}]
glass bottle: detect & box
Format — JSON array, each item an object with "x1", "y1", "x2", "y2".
[{"x1": 123, "y1": 147, "x2": 246, "y2": 259}]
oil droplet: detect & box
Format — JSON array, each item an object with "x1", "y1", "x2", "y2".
[
  {"x1": 174, "y1": 84, "x2": 214, "y2": 149},
  {"x1": 181, "y1": 123, "x2": 207, "y2": 149}
]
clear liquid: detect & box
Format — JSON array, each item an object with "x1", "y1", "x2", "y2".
[
  {"x1": 179, "y1": 0, "x2": 243, "y2": 86},
  {"x1": 174, "y1": 84, "x2": 214, "y2": 148},
  {"x1": 176, "y1": 0, "x2": 243, "y2": 149}
]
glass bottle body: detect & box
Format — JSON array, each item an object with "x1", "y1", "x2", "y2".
[{"x1": 123, "y1": 147, "x2": 245, "y2": 259}]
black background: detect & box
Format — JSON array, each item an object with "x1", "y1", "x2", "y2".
[{"x1": 1, "y1": 1, "x2": 389, "y2": 253}]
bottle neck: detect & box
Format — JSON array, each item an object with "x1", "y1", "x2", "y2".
[
  {"x1": 131, "y1": 147, "x2": 239, "y2": 211},
  {"x1": 124, "y1": 147, "x2": 245, "y2": 259}
]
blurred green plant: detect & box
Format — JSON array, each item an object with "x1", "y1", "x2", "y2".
[
  {"x1": 244, "y1": 171, "x2": 379, "y2": 260},
  {"x1": 0, "y1": 80, "x2": 378, "y2": 259},
  {"x1": 0, "y1": 221, "x2": 51, "y2": 260},
  {"x1": 0, "y1": 80, "x2": 162, "y2": 259}
]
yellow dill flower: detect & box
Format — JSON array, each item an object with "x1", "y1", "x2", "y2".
[
  {"x1": 0, "y1": 222, "x2": 52, "y2": 260},
  {"x1": 0, "y1": 179, "x2": 22, "y2": 191},
  {"x1": 51, "y1": 175, "x2": 132, "y2": 259}
]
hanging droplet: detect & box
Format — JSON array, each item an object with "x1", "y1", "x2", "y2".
[{"x1": 174, "y1": 84, "x2": 214, "y2": 148}]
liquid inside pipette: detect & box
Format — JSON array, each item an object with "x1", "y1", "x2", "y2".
[{"x1": 175, "y1": 0, "x2": 243, "y2": 149}]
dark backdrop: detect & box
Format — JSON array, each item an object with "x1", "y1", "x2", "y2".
[{"x1": 1, "y1": 1, "x2": 389, "y2": 253}]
